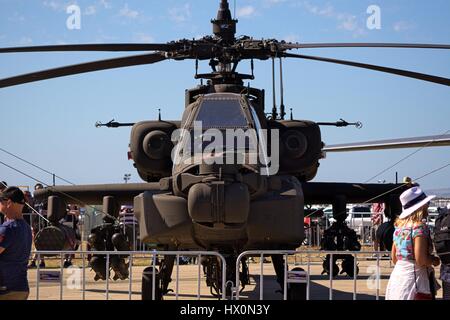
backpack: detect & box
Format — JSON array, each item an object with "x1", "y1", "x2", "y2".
[
  {"x1": 376, "y1": 222, "x2": 395, "y2": 251},
  {"x1": 434, "y1": 211, "x2": 450, "y2": 265}
]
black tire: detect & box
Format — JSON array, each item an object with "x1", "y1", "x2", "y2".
[
  {"x1": 288, "y1": 267, "x2": 307, "y2": 300},
  {"x1": 34, "y1": 226, "x2": 66, "y2": 254},
  {"x1": 142, "y1": 266, "x2": 162, "y2": 300}
]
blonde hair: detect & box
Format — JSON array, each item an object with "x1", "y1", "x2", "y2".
[{"x1": 395, "y1": 206, "x2": 428, "y2": 228}]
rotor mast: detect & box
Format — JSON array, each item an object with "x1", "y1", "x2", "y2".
[{"x1": 196, "y1": 0, "x2": 253, "y2": 85}]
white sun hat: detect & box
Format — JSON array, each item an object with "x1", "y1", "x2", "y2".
[{"x1": 399, "y1": 187, "x2": 436, "y2": 219}]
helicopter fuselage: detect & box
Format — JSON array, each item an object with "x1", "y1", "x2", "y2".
[{"x1": 130, "y1": 84, "x2": 324, "y2": 252}]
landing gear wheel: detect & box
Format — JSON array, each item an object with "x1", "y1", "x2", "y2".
[
  {"x1": 142, "y1": 267, "x2": 163, "y2": 300},
  {"x1": 287, "y1": 267, "x2": 307, "y2": 300}
]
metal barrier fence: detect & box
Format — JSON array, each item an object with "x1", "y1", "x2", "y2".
[
  {"x1": 30, "y1": 250, "x2": 227, "y2": 300},
  {"x1": 234, "y1": 250, "x2": 393, "y2": 301},
  {"x1": 28, "y1": 249, "x2": 446, "y2": 301}
]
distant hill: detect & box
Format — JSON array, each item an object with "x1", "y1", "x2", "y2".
[{"x1": 425, "y1": 188, "x2": 450, "y2": 198}]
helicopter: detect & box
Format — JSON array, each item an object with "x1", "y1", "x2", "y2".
[{"x1": 1, "y1": 0, "x2": 450, "y2": 299}]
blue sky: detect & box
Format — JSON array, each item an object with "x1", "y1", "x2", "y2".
[{"x1": 0, "y1": 0, "x2": 449, "y2": 192}]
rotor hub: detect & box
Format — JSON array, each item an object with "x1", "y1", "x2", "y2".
[{"x1": 212, "y1": 0, "x2": 237, "y2": 44}]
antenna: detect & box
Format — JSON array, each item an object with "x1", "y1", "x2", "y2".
[
  {"x1": 195, "y1": 59, "x2": 199, "y2": 77},
  {"x1": 279, "y1": 57, "x2": 286, "y2": 120},
  {"x1": 271, "y1": 57, "x2": 277, "y2": 120},
  {"x1": 234, "y1": 0, "x2": 236, "y2": 19}
]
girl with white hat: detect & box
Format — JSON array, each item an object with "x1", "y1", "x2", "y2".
[{"x1": 385, "y1": 187, "x2": 441, "y2": 300}]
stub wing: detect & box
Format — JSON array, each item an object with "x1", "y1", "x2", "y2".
[{"x1": 34, "y1": 183, "x2": 162, "y2": 206}]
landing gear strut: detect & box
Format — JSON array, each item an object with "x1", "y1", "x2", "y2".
[
  {"x1": 202, "y1": 254, "x2": 250, "y2": 299},
  {"x1": 141, "y1": 255, "x2": 175, "y2": 300}
]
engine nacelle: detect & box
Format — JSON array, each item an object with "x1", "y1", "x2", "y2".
[
  {"x1": 269, "y1": 120, "x2": 323, "y2": 181},
  {"x1": 129, "y1": 121, "x2": 179, "y2": 182}
]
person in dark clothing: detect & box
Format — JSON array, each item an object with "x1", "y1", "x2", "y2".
[
  {"x1": 28, "y1": 183, "x2": 48, "y2": 269},
  {"x1": 0, "y1": 187, "x2": 33, "y2": 300},
  {"x1": 61, "y1": 204, "x2": 81, "y2": 268},
  {"x1": 0, "y1": 181, "x2": 7, "y2": 225},
  {"x1": 22, "y1": 191, "x2": 34, "y2": 226},
  {"x1": 437, "y1": 205, "x2": 450, "y2": 300}
]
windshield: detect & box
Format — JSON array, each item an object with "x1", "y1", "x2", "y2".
[
  {"x1": 175, "y1": 96, "x2": 260, "y2": 164},
  {"x1": 188, "y1": 129, "x2": 257, "y2": 152},
  {"x1": 195, "y1": 97, "x2": 248, "y2": 129}
]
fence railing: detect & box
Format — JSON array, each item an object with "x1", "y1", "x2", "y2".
[
  {"x1": 30, "y1": 249, "x2": 434, "y2": 301},
  {"x1": 30, "y1": 250, "x2": 227, "y2": 300},
  {"x1": 234, "y1": 250, "x2": 393, "y2": 301}
]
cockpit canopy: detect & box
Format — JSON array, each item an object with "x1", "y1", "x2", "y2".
[
  {"x1": 194, "y1": 94, "x2": 249, "y2": 129},
  {"x1": 174, "y1": 93, "x2": 266, "y2": 170}
]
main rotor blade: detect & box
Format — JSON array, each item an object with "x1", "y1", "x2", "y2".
[
  {"x1": 0, "y1": 43, "x2": 174, "y2": 53},
  {"x1": 283, "y1": 53, "x2": 450, "y2": 86},
  {"x1": 0, "y1": 52, "x2": 167, "y2": 88},
  {"x1": 323, "y1": 134, "x2": 450, "y2": 153},
  {"x1": 283, "y1": 43, "x2": 450, "y2": 50}
]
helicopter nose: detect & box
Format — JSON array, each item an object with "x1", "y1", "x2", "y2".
[{"x1": 187, "y1": 181, "x2": 250, "y2": 226}]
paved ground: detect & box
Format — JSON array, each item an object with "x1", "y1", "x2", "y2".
[{"x1": 28, "y1": 254, "x2": 437, "y2": 301}]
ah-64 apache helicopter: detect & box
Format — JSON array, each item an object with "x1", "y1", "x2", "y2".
[{"x1": 1, "y1": 0, "x2": 450, "y2": 299}]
